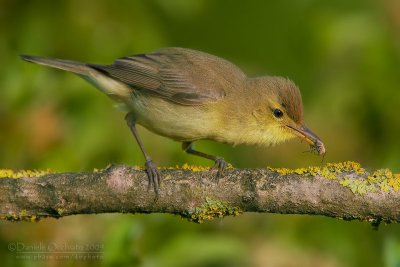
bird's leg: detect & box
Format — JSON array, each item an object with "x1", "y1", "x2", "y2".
[
  {"x1": 182, "y1": 141, "x2": 227, "y2": 179},
  {"x1": 125, "y1": 112, "x2": 160, "y2": 195}
]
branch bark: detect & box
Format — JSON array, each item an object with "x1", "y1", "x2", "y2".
[{"x1": 0, "y1": 163, "x2": 399, "y2": 224}]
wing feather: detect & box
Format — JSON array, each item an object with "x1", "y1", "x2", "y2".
[{"x1": 88, "y1": 48, "x2": 246, "y2": 105}]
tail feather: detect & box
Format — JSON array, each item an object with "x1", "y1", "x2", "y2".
[
  {"x1": 21, "y1": 55, "x2": 133, "y2": 99},
  {"x1": 20, "y1": 55, "x2": 93, "y2": 76}
]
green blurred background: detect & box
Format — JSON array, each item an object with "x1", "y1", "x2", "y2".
[{"x1": 1, "y1": 0, "x2": 400, "y2": 266}]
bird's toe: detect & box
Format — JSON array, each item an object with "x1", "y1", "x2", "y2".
[
  {"x1": 211, "y1": 157, "x2": 227, "y2": 181},
  {"x1": 145, "y1": 160, "x2": 161, "y2": 196}
]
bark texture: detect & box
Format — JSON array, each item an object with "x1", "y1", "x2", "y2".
[{"x1": 0, "y1": 163, "x2": 399, "y2": 224}]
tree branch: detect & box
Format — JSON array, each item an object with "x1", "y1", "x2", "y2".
[{"x1": 1, "y1": 162, "x2": 399, "y2": 224}]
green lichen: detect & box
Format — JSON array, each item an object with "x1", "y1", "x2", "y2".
[
  {"x1": 339, "y1": 168, "x2": 400, "y2": 195},
  {"x1": 57, "y1": 208, "x2": 65, "y2": 216},
  {"x1": 1, "y1": 210, "x2": 40, "y2": 222},
  {"x1": 268, "y1": 161, "x2": 400, "y2": 195},
  {"x1": 368, "y1": 169, "x2": 399, "y2": 192},
  {"x1": 339, "y1": 177, "x2": 372, "y2": 194},
  {"x1": 268, "y1": 161, "x2": 365, "y2": 179},
  {"x1": 0, "y1": 169, "x2": 53, "y2": 179},
  {"x1": 182, "y1": 197, "x2": 242, "y2": 223}
]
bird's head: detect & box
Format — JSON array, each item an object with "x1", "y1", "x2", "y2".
[{"x1": 251, "y1": 77, "x2": 325, "y2": 155}]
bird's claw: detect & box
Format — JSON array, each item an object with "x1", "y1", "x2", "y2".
[
  {"x1": 145, "y1": 159, "x2": 161, "y2": 196},
  {"x1": 210, "y1": 157, "x2": 227, "y2": 181}
]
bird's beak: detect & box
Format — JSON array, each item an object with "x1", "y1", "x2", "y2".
[{"x1": 286, "y1": 125, "x2": 326, "y2": 155}]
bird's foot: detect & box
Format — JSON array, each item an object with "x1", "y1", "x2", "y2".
[
  {"x1": 144, "y1": 159, "x2": 161, "y2": 196},
  {"x1": 210, "y1": 157, "x2": 227, "y2": 182}
]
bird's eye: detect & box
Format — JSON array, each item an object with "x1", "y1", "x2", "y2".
[{"x1": 273, "y1": 109, "x2": 284, "y2": 118}]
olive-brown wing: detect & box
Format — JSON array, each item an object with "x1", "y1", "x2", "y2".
[{"x1": 88, "y1": 47, "x2": 246, "y2": 105}]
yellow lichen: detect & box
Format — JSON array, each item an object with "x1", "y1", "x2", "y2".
[
  {"x1": 163, "y1": 163, "x2": 234, "y2": 172},
  {"x1": 367, "y1": 168, "x2": 397, "y2": 193},
  {"x1": 268, "y1": 161, "x2": 365, "y2": 180},
  {"x1": 338, "y1": 169, "x2": 397, "y2": 195},
  {"x1": 57, "y1": 208, "x2": 65, "y2": 216},
  {"x1": 2, "y1": 210, "x2": 41, "y2": 222},
  {"x1": 180, "y1": 163, "x2": 210, "y2": 172},
  {"x1": 337, "y1": 167, "x2": 400, "y2": 195},
  {"x1": 389, "y1": 174, "x2": 400, "y2": 192},
  {"x1": 0, "y1": 169, "x2": 53, "y2": 179},
  {"x1": 268, "y1": 161, "x2": 400, "y2": 195},
  {"x1": 183, "y1": 197, "x2": 242, "y2": 223}
]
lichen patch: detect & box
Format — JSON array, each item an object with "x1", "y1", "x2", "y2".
[
  {"x1": 182, "y1": 197, "x2": 242, "y2": 223},
  {"x1": 1, "y1": 209, "x2": 41, "y2": 222},
  {"x1": 268, "y1": 161, "x2": 365, "y2": 179},
  {"x1": 0, "y1": 169, "x2": 53, "y2": 179},
  {"x1": 268, "y1": 161, "x2": 400, "y2": 195}
]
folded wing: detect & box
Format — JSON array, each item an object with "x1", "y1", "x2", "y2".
[{"x1": 88, "y1": 47, "x2": 246, "y2": 105}]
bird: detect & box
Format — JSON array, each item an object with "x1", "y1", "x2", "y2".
[{"x1": 21, "y1": 47, "x2": 325, "y2": 195}]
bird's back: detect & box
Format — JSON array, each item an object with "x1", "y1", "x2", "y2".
[{"x1": 89, "y1": 47, "x2": 247, "y2": 105}]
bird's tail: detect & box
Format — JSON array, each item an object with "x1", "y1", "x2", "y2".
[
  {"x1": 20, "y1": 55, "x2": 94, "y2": 76},
  {"x1": 21, "y1": 55, "x2": 133, "y2": 101}
]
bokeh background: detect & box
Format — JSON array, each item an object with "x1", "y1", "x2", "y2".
[{"x1": 1, "y1": 0, "x2": 400, "y2": 266}]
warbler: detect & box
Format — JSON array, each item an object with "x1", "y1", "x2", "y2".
[{"x1": 21, "y1": 47, "x2": 325, "y2": 195}]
